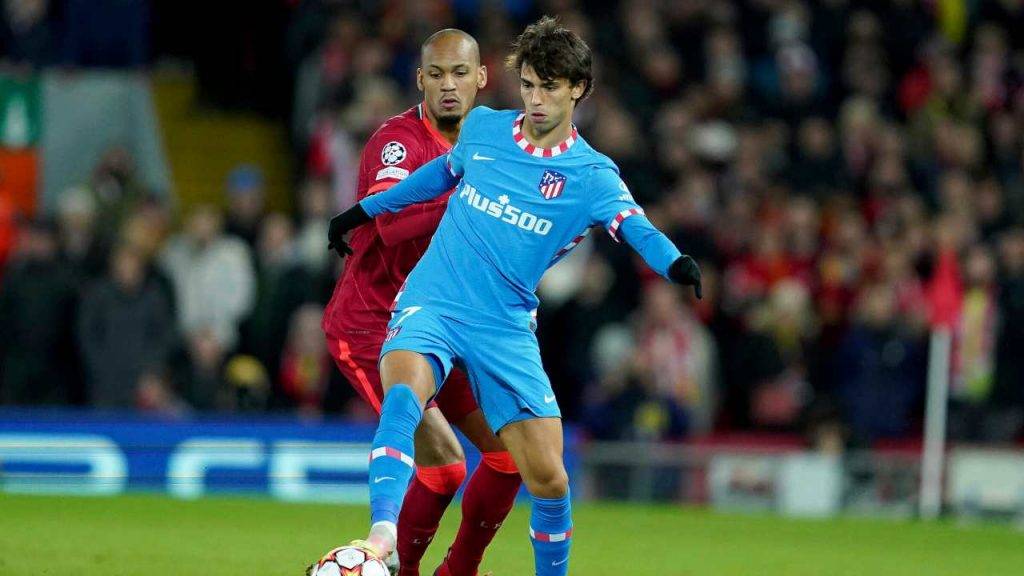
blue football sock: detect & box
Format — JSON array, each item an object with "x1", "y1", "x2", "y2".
[
  {"x1": 369, "y1": 384, "x2": 422, "y2": 526},
  {"x1": 530, "y1": 491, "x2": 572, "y2": 576}
]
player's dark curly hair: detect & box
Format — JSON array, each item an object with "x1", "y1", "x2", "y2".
[{"x1": 505, "y1": 15, "x2": 594, "y2": 102}]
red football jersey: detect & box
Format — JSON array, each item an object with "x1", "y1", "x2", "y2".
[{"x1": 323, "y1": 103, "x2": 453, "y2": 338}]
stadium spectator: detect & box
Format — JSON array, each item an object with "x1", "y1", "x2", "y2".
[
  {"x1": 88, "y1": 146, "x2": 150, "y2": 253},
  {"x1": 77, "y1": 243, "x2": 175, "y2": 408},
  {"x1": 657, "y1": 171, "x2": 719, "y2": 265},
  {"x1": 765, "y1": 43, "x2": 827, "y2": 128},
  {"x1": 788, "y1": 117, "x2": 846, "y2": 198},
  {"x1": 240, "y1": 212, "x2": 315, "y2": 392},
  {"x1": 55, "y1": 186, "x2": 105, "y2": 280},
  {"x1": 540, "y1": 252, "x2": 624, "y2": 421},
  {"x1": 119, "y1": 197, "x2": 174, "y2": 269},
  {"x1": 175, "y1": 326, "x2": 230, "y2": 411},
  {"x1": 0, "y1": 0, "x2": 54, "y2": 67},
  {"x1": 158, "y1": 205, "x2": 255, "y2": 352},
  {"x1": 585, "y1": 323, "x2": 688, "y2": 443},
  {"x1": 836, "y1": 282, "x2": 927, "y2": 444},
  {"x1": 293, "y1": 177, "x2": 336, "y2": 301},
  {"x1": 278, "y1": 303, "x2": 330, "y2": 415},
  {"x1": 633, "y1": 282, "x2": 717, "y2": 435},
  {"x1": 948, "y1": 243, "x2": 1014, "y2": 442},
  {"x1": 224, "y1": 165, "x2": 267, "y2": 249},
  {"x1": 732, "y1": 280, "x2": 815, "y2": 432},
  {"x1": 0, "y1": 216, "x2": 80, "y2": 405}
]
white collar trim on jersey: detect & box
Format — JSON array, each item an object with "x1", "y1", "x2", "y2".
[{"x1": 512, "y1": 113, "x2": 578, "y2": 158}]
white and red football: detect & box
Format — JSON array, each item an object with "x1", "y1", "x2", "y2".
[{"x1": 309, "y1": 545, "x2": 389, "y2": 576}]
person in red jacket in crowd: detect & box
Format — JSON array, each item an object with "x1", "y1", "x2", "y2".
[{"x1": 321, "y1": 29, "x2": 520, "y2": 576}]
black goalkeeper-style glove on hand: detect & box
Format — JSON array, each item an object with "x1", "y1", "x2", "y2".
[
  {"x1": 327, "y1": 203, "x2": 372, "y2": 258},
  {"x1": 668, "y1": 255, "x2": 703, "y2": 299}
]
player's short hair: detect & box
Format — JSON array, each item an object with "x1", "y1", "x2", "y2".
[
  {"x1": 505, "y1": 15, "x2": 593, "y2": 102},
  {"x1": 421, "y1": 28, "x2": 480, "y2": 65}
]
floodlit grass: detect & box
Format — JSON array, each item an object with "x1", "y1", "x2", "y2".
[{"x1": 3, "y1": 493, "x2": 1023, "y2": 575}]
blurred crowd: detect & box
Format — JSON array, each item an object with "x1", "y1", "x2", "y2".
[
  {"x1": 0, "y1": 0, "x2": 148, "y2": 68},
  {"x1": 1, "y1": 0, "x2": 1024, "y2": 450},
  {"x1": 0, "y1": 151, "x2": 344, "y2": 417}
]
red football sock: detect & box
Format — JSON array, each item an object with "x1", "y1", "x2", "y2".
[
  {"x1": 397, "y1": 462, "x2": 466, "y2": 576},
  {"x1": 444, "y1": 452, "x2": 521, "y2": 576}
]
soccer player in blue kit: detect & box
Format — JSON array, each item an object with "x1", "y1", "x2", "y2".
[{"x1": 326, "y1": 16, "x2": 702, "y2": 576}]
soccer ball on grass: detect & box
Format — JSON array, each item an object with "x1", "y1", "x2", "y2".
[{"x1": 308, "y1": 545, "x2": 389, "y2": 576}]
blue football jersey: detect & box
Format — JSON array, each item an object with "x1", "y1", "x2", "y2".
[{"x1": 385, "y1": 106, "x2": 648, "y2": 328}]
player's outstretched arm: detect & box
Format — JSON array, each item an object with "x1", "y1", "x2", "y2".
[
  {"x1": 327, "y1": 155, "x2": 460, "y2": 257},
  {"x1": 590, "y1": 167, "x2": 702, "y2": 298},
  {"x1": 619, "y1": 216, "x2": 703, "y2": 299}
]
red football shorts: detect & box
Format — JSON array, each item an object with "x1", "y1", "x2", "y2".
[{"x1": 327, "y1": 334, "x2": 479, "y2": 423}]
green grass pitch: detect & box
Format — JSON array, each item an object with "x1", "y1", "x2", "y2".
[{"x1": 2, "y1": 493, "x2": 1023, "y2": 575}]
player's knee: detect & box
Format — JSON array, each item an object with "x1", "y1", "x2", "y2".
[
  {"x1": 523, "y1": 464, "x2": 568, "y2": 499},
  {"x1": 414, "y1": 411, "x2": 466, "y2": 466},
  {"x1": 415, "y1": 434, "x2": 465, "y2": 467}
]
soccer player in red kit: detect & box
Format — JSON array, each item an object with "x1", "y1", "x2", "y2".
[{"x1": 321, "y1": 30, "x2": 521, "y2": 576}]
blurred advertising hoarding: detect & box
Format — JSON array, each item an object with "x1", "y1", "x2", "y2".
[
  {"x1": 0, "y1": 408, "x2": 578, "y2": 502},
  {"x1": 579, "y1": 441, "x2": 1024, "y2": 522}
]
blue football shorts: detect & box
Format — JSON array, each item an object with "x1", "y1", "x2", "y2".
[{"x1": 379, "y1": 305, "x2": 559, "y2": 432}]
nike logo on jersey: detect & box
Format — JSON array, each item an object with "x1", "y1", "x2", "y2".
[
  {"x1": 544, "y1": 394, "x2": 556, "y2": 404},
  {"x1": 394, "y1": 306, "x2": 422, "y2": 326},
  {"x1": 552, "y1": 558, "x2": 568, "y2": 566},
  {"x1": 472, "y1": 152, "x2": 495, "y2": 161},
  {"x1": 373, "y1": 476, "x2": 396, "y2": 483}
]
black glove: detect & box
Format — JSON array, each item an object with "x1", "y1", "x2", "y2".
[
  {"x1": 668, "y1": 255, "x2": 702, "y2": 299},
  {"x1": 327, "y1": 203, "x2": 372, "y2": 258}
]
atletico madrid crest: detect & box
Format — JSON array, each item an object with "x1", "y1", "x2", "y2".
[{"x1": 538, "y1": 170, "x2": 567, "y2": 200}]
